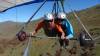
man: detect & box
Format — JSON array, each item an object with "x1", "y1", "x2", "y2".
[
  {"x1": 31, "y1": 13, "x2": 65, "y2": 39},
  {"x1": 55, "y1": 12, "x2": 74, "y2": 48}
]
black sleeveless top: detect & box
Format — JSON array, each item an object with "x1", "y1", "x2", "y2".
[{"x1": 42, "y1": 20, "x2": 58, "y2": 37}]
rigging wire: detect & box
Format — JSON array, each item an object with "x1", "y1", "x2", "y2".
[
  {"x1": 16, "y1": 0, "x2": 47, "y2": 34},
  {"x1": 23, "y1": 37, "x2": 32, "y2": 56},
  {"x1": 21, "y1": 1, "x2": 47, "y2": 56},
  {"x1": 59, "y1": 0, "x2": 69, "y2": 18},
  {"x1": 57, "y1": 1, "x2": 62, "y2": 13},
  {"x1": 15, "y1": 0, "x2": 18, "y2": 29},
  {"x1": 10, "y1": 0, "x2": 18, "y2": 56},
  {"x1": 56, "y1": 1, "x2": 60, "y2": 14},
  {"x1": 51, "y1": 1, "x2": 56, "y2": 13},
  {"x1": 66, "y1": 0, "x2": 93, "y2": 40},
  {"x1": 72, "y1": 11, "x2": 93, "y2": 40},
  {"x1": 60, "y1": 0, "x2": 65, "y2": 13},
  {"x1": 10, "y1": 0, "x2": 47, "y2": 56},
  {"x1": 52, "y1": 1, "x2": 61, "y2": 16},
  {"x1": 54, "y1": 0, "x2": 57, "y2": 14}
]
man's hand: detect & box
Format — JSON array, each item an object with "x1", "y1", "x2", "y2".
[
  {"x1": 61, "y1": 36, "x2": 66, "y2": 39},
  {"x1": 61, "y1": 33, "x2": 65, "y2": 39},
  {"x1": 65, "y1": 36, "x2": 69, "y2": 39},
  {"x1": 29, "y1": 31, "x2": 36, "y2": 36}
]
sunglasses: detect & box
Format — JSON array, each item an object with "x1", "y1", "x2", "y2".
[{"x1": 45, "y1": 20, "x2": 53, "y2": 22}]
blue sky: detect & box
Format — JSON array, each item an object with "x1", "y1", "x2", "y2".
[{"x1": 0, "y1": 0, "x2": 99, "y2": 22}]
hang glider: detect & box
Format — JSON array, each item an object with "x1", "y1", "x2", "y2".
[{"x1": 0, "y1": 0, "x2": 60, "y2": 12}]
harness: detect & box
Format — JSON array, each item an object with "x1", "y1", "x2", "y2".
[
  {"x1": 43, "y1": 20, "x2": 58, "y2": 37},
  {"x1": 55, "y1": 19, "x2": 74, "y2": 37}
]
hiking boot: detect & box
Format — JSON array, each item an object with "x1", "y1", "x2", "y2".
[
  {"x1": 59, "y1": 39, "x2": 64, "y2": 47},
  {"x1": 64, "y1": 39, "x2": 69, "y2": 46}
]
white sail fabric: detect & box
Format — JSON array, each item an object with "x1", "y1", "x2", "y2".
[
  {"x1": 0, "y1": 0, "x2": 33, "y2": 12},
  {"x1": 0, "y1": 0, "x2": 60, "y2": 12}
]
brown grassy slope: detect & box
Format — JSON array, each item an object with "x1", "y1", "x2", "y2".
[
  {"x1": 0, "y1": 21, "x2": 23, "y2": 39},
  {"x1": 67, "y1": 4, "x2": 100, "y2": 37},
  {"x1": 0, "y1": 4, "x2": 99, "y2": 56}
]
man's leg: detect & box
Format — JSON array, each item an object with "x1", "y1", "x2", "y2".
[
  {"x1": 64, "y1": 39, "x2": 69, "y2": 46},
  {"x1": 55, "y1": 38, "x2": 63, "y2": 56},
  {"x1": 59, "y1": 39, "x2": 64, "y2": 48}
]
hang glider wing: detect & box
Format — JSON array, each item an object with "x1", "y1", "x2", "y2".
[{"x1": 0, "y1": 0, "x2": 60, "y2": 12}]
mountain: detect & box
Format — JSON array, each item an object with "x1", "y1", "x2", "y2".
[{"x1": 0, "y1": 21, "x2": 23, "y2": 39}]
